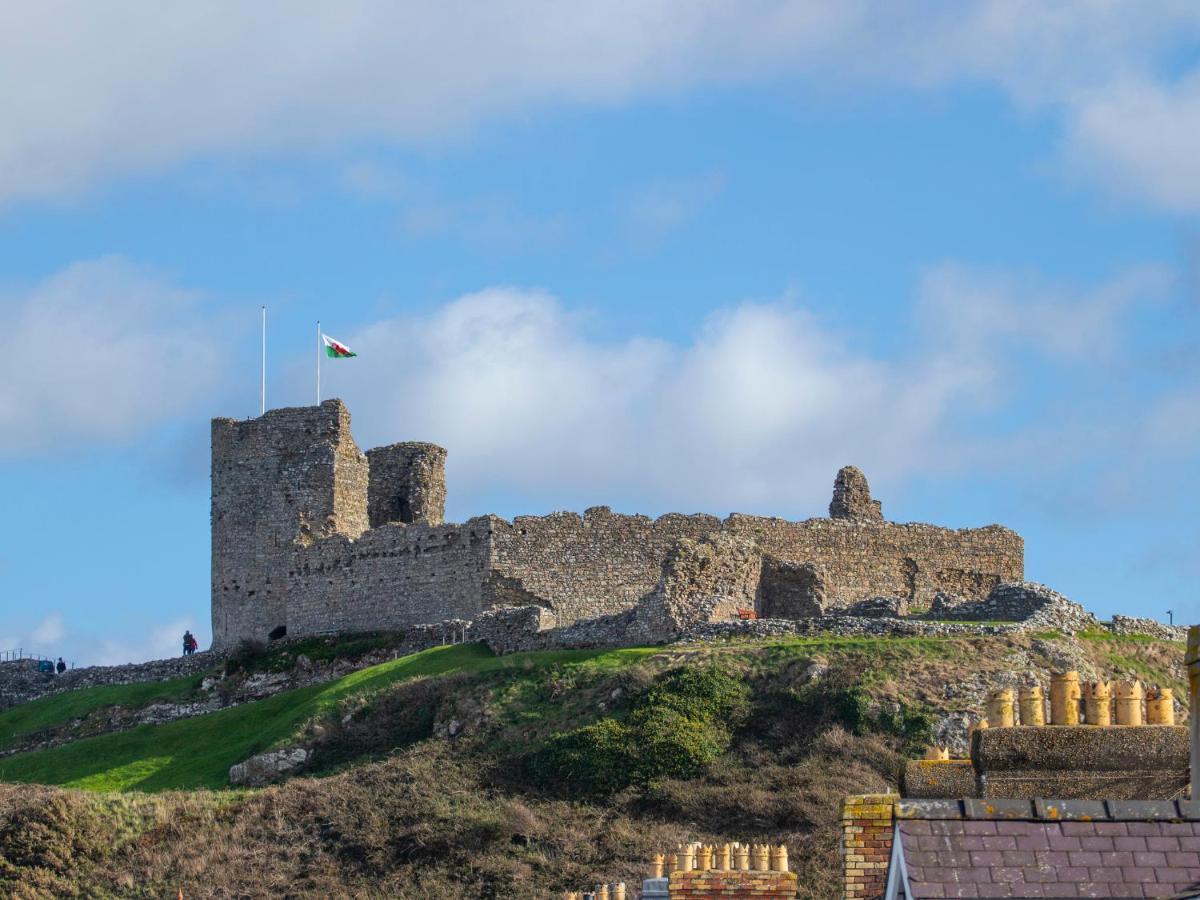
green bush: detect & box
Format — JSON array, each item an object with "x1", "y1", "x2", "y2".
[
  {"x1": 640, "y1": 666, "x2": 750, "y2": 727},
  {"x1": 626, "y1": 707, "x2": 729, "y2": 786},
  {"x1": 531, "y1": 665, "x2": 748, "y2": 795},
  {"x1": 531, "y1": 718, "x2": 634, "y2": 795}
]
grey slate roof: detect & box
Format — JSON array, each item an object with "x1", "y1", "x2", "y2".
[{"x1": 894, "y1": 799, "x2": 1200, "y2": 898}]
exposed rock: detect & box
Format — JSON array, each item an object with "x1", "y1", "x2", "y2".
[
  {"x1": 924, "y1": 581, "x2": 1097, "y2": 633},
  {"x1": 828, "y1": 466, "x2": 883, "y2": 521},
  {"x1": 1109, "y1": 615, "x2": 1187, "y2": 642},
  {"x1": 228, "y1": 747, "x2": 312, "y2": 787}
]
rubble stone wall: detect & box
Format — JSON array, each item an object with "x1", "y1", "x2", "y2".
[
  {"x1": 212, "y1": 399, "x2": 1024, "y2": 646},
  {"x1": 725, "y1": 516, "x2": 1023, "y2": 611},
  {"x1": 0, "y1": 652, "x2": 219, "y2": 710},
  {"x1": 488, "y1": 508, "x2": 723, "y2": 624},
  {"x1": 211, "y1": 400, "x2": 369, "y2": 649},
  {"x1": 285, "y1": 518, "x2": 494, "y2": 636},
  {"x1": 366, "y1": 442, "x2": 447, "y2": 527}
]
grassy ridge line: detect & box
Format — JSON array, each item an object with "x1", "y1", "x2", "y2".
[
  {"x1": 0, "y1": 643, "x2": 656, "y2": 793},
  {"x1": 0, "y1": 674, "x2": 205, "y2": 751}
]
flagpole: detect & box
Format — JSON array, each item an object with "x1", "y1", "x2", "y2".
[
  {"x1": 261, "y1": 306, "x2": 267, "y2": 415},
  {"x1": 316, "y1": 320, "x2": 321, "y2": 405}
]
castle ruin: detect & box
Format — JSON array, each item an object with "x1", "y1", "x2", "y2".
[{"x1": 211, "y1": 400, "x2": 1024, "y2": 649}]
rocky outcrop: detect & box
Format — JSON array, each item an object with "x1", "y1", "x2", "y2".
[
  {"x1": 923, "y1": 581, "x2": 1097, "y2": 633},
  {"x1": 0, "y1": 652, "x2": 220, "y2": 711},
  {"x1": 228, "y1": 747, "x2": 312, "y2": 787},
  {"x1": 1110, "y1": 615, "x2": 1187, "y2": 642}
]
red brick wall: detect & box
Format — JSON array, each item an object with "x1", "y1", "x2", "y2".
[
  {"x1": 668, "y1": 869, "x2": 798, "y2": 898},
  {"x1": 841, "y1": 794, "x2": 896, "y2": 899}
]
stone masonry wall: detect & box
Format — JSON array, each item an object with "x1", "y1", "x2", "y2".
[
  {"x1": 211, "y1": 398, "x2": 1024, "y2": 646},
  {"x1": 487, "y1": 508, "x2": 723, "y2": 624},
  {"x1": 285, "y1": 518, "x2": 494, "y2": 637},
  {"x1": 727, "y1": 516, "x2": 1023, "y2": 611},
  {"x1": 366, "y1": 442, "x2": 447, "y2": 526},
  {"x1": 487, "y1": 510, "x2": 1021, "y2": 626},
  {"x1": 211, "y1": 400, "x2": 369, "y2": 648}
]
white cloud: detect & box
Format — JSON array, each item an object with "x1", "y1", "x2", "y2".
[
  {"x1": 2, "y1": 3, "x2": 1200, "y2": 209},
  {"x1": 29, "y1": 613, "x2": 65, "y2": 646},
  {"x1": 316, "y1": 265, "x2": 1180, "y2": 517},
  {"x1": 0, "y1": 258, "x2": 228, "y2": 456},
  {"x1": 88, "y1": 618, "x2": 199, "y2": 667},
  {"x1": 1063, "y1": 73, "x2": 1200, "y2": 213},
  {"x1": 917, "y1": 263, "x2": 1172, "y2": 363}
]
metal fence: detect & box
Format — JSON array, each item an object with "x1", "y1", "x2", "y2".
[{"x1": 0, "y1": 649, "x2": 74, "y2": 668}]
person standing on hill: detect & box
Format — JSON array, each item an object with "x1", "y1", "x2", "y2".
[
  {"x1": 182, "y1": 631, "x2": 197, "y2": 656},
  {"x1": 56, "y1": 657, "x2": 66, "y2": 674}
]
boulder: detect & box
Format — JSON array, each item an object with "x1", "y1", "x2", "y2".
[{"x1": 228, "y1": 747, "x2": 311, "y2": 787}]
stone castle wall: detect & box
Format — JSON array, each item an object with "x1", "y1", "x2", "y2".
[
  {"x1": 488, "y1": 508, "x2": 724, "y2": 623},
  {"x1": 366, "y1": 442, "x2": 447, "y2": 527},
  {"x1": 725, "y1": 516, "x2": 1024, "y2": 611},
  {"x1": 211, "y1": 401, "x2": 369, "y2": 648},
  {"x1": 211, "y1": 400, "x2": 1025, "y2": 647},
  {"x1": 285, "y1": 518, "x2": 494, "y2": 636}
]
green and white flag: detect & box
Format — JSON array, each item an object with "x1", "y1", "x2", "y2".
[{"x1": 322, "y1": 334, "x2": 356, "y2": 358}]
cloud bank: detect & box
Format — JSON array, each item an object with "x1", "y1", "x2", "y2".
[
  {"x1": 315, "y1": 263, "x2": 1182, "y2": 518},
  {"x1": 3, "y1": 2, "x2": 1199, "y2": 210},
  {"x1": 0, "y1": 258, "x2": 226, "y2": 456}
]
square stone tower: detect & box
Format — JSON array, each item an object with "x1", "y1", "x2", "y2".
[{"x1": 210, "y1": 399, "x2": 369, "y2": 648}]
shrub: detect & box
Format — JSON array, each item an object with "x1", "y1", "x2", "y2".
[
  {"x1": 626, "y1": 707, "x2": 728, "y2": 787},
  {"x1": 640, "y1": 666, "x2": 750, "y2": 728},
  {"x1": 531, "y1": 665, "x2": 748, "y2": 795},
  {"x1": 223, "y1": 639, "x2": 267, "y2": 675},
  {"x1": 530, "y1": 718, "x2": 635, "y2": 795}
]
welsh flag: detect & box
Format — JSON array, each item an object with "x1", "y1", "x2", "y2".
[{"x1": 322, "y1": 334, "x2": 356, "y2": 358}]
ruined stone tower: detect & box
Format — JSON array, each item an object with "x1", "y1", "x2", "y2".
[
  {"x1": 211, "y1": 400, "x2": 370, "y2": 648},
  {"x1": 829, "y1": 465, "x2": 883, "y2": 521},
  {"x1": 366, "y1": 442, "x2": 447, "y2": 527}
]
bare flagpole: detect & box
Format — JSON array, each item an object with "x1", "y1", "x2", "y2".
[
  {"x1": 316, "y1": 320, "x2": 321, "y2": 405},
  {"x1": 261, "y1": 306, "x2": 267, "y2": 415}
]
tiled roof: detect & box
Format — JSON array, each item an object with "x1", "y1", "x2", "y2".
[{"x1": 895, "y1": 799, "x2": 1200, "y2": 898}]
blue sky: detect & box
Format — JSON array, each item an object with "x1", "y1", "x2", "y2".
[{"x1": 1, "y1": 3, "x2": 1199, "y2": 664}]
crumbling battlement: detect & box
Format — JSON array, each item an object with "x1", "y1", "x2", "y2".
[{"x1": 211, "y1": 399, "x2": 1025, "y2": 648}]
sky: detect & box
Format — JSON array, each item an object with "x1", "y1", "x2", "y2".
[{"x1": 1, "y1": 2, "x2": 1199, "y2": 665}]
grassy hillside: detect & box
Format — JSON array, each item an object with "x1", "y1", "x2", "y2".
[
  {"x1": 0, "y1": 674, "x2": 205, "y2": 753},
  {"x1": 0, "y1": 631, "x2": 1186, "y2": 899},
  {"x1": 0, "y1": 643, "x2": 657, "y2": 791}
]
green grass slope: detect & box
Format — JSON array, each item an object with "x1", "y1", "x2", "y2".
[
  {"x1": 0, "y1": 643, "x2": 656, "y2": 792},
  {"x1": 0, "y1": 674, "x2": 204, "y2": 752}
]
